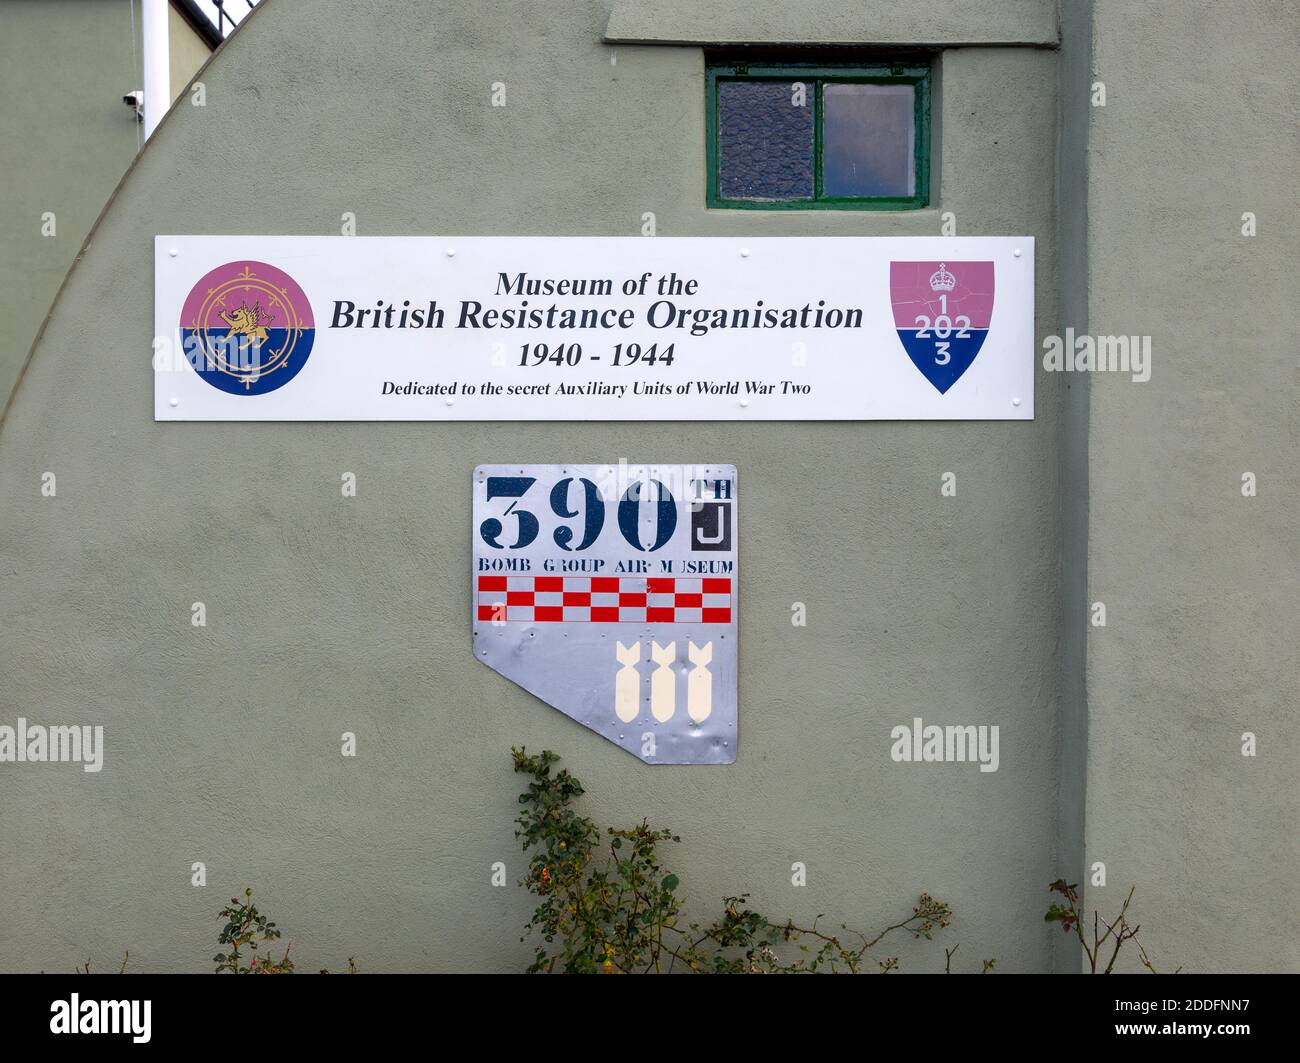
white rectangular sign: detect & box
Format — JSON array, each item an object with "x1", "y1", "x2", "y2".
[{"x1": 154, "y1": 235, "x2": 1034, "y2": 420}]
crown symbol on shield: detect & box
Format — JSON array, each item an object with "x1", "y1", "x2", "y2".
[{"x1": 929, "y1": 263, "x2": 957, "y2": 292}]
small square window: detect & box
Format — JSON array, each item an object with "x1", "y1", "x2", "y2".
[
  {"x1": 717, "y1": 81, "x2": 814, "y2": 200},
  {"x1": 822, "y1": 83, "x2": 916, "y2": 198},
  {"x1": 707, "y1": 60, "x2": 931, "y2": 210}
]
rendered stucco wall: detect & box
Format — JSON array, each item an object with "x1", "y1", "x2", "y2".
[
  {"x1": 0, "y1": 0, "x2": 212, "y2": 411},
  {"x1": 0, "y1": 0, "x2": 142, "y2": 405},
  {"x1": 3, "y1": 0, "x2": 1065, "y2": 972},
  {"x1": 1082, "y1": 0, "x2": 1298, "y2": 972},
  {"x1": 169, "y1": 4, "x2": 211, "y2": 100},
  {"x1": 1051, "y1": 0, "x2": 1090, "y2": 975}
]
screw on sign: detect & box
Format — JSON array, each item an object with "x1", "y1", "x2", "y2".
[{"x1": 472, "y1": 464, "x2": 738, "y2": 764}]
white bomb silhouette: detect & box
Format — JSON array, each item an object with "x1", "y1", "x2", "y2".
[
  {"x1": 650, "y1": 641, "x2": 676, "y2": 722},
  {"x1": 614, "y1": 641, "x2": 641, "y2": 723},
  {"x1": 687, "y1": 641, "x2": 713, "y2": 723}
]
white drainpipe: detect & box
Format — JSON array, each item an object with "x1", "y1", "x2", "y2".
[{"x1": 142, "y1": 0, "x2": 170, "y2": 139}]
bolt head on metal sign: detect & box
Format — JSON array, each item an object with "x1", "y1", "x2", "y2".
[{"x1": 472, "y1": 464, "x2": 737, "y2": 764}]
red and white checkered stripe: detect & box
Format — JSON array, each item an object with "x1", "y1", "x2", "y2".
[{"x1": 476, "y1": 575, "x2": 733, "y2": 624}]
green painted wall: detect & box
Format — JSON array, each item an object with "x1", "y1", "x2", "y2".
[
  {"x1": 0, "y1": 0, "x2": 143, "y2": 404},
  {"x1": 169, "y1": 4, "x2": 210, "y2": 101},
  {"x1": 0, "y1": 0, "x2": 211, "y2": 409},
  {"x1": 1081, "y1": 0, "x2": 1298, "y2": 972},
  {"x1": 0, "y1": 0, "x2": 1291, "y2": 974}
]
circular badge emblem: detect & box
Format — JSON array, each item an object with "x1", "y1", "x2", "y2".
[{"x1": 180, "y1": 260, "x2": 314, "y2": 395}]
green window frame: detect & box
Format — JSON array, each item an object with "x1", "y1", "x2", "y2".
[{"x1": 706, "y1": 60, "x2": 932, "y2": 211}]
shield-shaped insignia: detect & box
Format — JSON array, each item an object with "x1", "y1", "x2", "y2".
[{"x1": 890, "y1": 261, "x2": 995, "y2": 394}]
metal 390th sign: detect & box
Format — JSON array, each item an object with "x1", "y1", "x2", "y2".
[{"x1": 472, "y1": 464, "x2": 738, "y2": 764}]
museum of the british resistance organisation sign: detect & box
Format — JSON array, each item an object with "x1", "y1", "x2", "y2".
[{"x1": 154, "y1": 236, "x2": 1034, "y2": 421}]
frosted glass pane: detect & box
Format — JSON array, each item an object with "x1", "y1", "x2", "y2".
[
  {"x1": 718, "y1": 81, "x2": 814, "y2": 200},
  {"x1": 822, "y1": 83, "x2": 916, "y2": 197}
]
